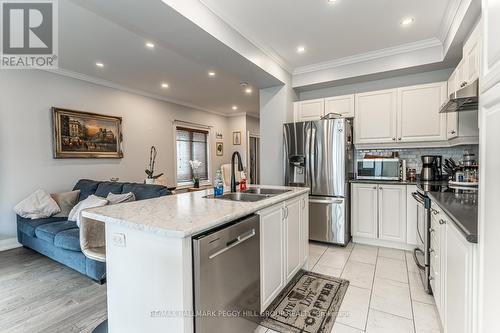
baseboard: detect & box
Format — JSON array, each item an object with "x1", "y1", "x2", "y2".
[
  {"x1": 352, "y1": 236, "x2": 416, "y2": 251},
  {"x1": 0, "y1": 237, "x2": 22, "y2": 252}
]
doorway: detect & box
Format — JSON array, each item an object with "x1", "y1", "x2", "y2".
[{"x1": 248, "y1": 134, "x2": 260, "y2": 184}]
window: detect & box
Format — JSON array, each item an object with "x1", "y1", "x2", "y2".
[{"x1": 176, "y1": 126, "x2": 209, "y2": 184}]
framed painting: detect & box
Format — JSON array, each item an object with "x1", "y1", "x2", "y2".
[
  {"x1": 216, "y1": 142, "x2": 223, "y2": 156},
  {"x1": 233, "y1": 131, "x2": 241, "y2": 145},
  {"x1": 52, "y1": 107, "x2": 123, "y2": 159}
]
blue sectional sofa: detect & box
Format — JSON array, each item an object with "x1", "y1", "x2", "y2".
[{"x1": 17, "y1": 179, "x2": 171, "y2": 283}]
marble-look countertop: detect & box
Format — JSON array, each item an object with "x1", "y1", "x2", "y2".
[
  {"x1": 349, "y1": 179, "x2": 418, "y2": 185},
  {"x1": 81, "y1": 185, "x2": 309, "y2": 239},
  {"x1": 428, "y1": 191, "x2": 478, "y2": 243}
]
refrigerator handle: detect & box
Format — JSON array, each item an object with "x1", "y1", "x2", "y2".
[
  {"x1": 305, "y1": 124, "x2": 312, "y2": 189},
  {"x1": 309, "y1": 126, "x2": 316, "y2": 190}
]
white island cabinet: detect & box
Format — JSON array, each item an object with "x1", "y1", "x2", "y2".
[
  {"x1": 81, "y1": 186, "x2": 309, "y2": 333},
  {"x1": 258, "y1": 194, "x2": 308, "y2": 312}
]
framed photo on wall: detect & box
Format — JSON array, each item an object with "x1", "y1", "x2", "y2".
[
  {"x1": 233, "y1": 131, "x2": 241, "y2": 145},
  {"x1": 216, "y1": 142, "x2": 224, "y2": 156},
  {"x1": 52, "y1": 107, "x2": 123, "y2": 159}
]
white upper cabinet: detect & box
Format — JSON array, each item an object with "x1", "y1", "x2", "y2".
[
  {"x1": 483, "y1": 0, "x2": 500, "y2": 85},
  {"x1": 325, "y1": 94, "x2": 355, "y2": 118},
  {"x1": 397, "y1": 82, "x2": 448, "y2": 142},
  {"x1": 447, "y1": 72, "x2": 459, "y2": 140},
  {"x1": 463, "y1": 22, "x2": 482, "y2": 86},
  {"x1": 295, "y1": 99, "x2": 324, "y2": 122},
  {"x1": 354, "y1": 89, "x2": 398, "y2": 144}
]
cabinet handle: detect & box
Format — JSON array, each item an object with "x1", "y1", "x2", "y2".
[
  {"x1": 429, "y1": 276, "x2": 434, "y2": 281},
  {"x1": 450, "y1": 130, "x2": 456, "y2": 134},
  {"x1": 429, "y1": 228, "x2": 435, "y2": 233},
  {"x1": 398, "y1": 138, "x2": 402, "y2": 141},
  {"x1": 392, "y1": 137, "x2": 396, "y2": 141},
  {"x1": 439, "y1": 219, "x2": 447, "y2": 225},
  {"x1": 373, "y1": 186, "x2": 377, "y2": 190},
  {"x1": 429, "y1": 249, "x2": 435, "y2": 254},
  {"x1": 431, "y1": 209, "x2": 439, "y2": 215}
]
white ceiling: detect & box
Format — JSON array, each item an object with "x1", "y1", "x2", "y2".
[
  {"x1": 58, "y1": 0, "x2": 282, "y2": 116},
  {"x1": 200, "y1": 0, "x2": 453, "y2": 70}
]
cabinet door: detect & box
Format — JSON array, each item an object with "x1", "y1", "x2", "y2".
[
  {"x1": 299, "y1": 195, "x2": 309, "y2": 265},
  {"x1": 445, "y1": 221, "x2": 474, "y2": 333},
  {"x1": 378, "y1": 185, "x2": 407, "y2": 243},
  {"x1": 354, "y1": 89, "x2": 397, "y2": 144},
  {"x1": 285, "y1": 198, "x2": 302, "y2": 282},
  {"x1": 397, "y1": 82, "x2": 447, "y2": 142},
  {"x1": 448, "y1": 69, "x2": 457, "y2": 95},
  {"x1": 351, "y1": 184, "x2": 378, "y2": 239},
  {"x1": 297, "y1": 99, "x2": 324, "y2": 122},
  {"x1": 406, "y1": 185, "x2": 418, "y2": 246},
  {"x1": 259, "y1": 204, "x2": 284, "y2": 311},
  {"x1": 463, "y1": 22, "x2": 481, "y2": 85},
  {"x1": 325, "y1": 94, "x2": 355, "y2": 118}
]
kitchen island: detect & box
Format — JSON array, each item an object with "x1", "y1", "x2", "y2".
[{"x1": 81, "y1": 185, "x2": 309, "y2": 333}]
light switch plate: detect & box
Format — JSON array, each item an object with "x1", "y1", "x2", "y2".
[{"x1": 112, "y1": 233, "x2": 126, "y2": 247}]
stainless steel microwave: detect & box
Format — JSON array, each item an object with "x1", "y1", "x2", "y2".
[{"x1": 356, "y1": 158, "x2": 400, "y2": 180}]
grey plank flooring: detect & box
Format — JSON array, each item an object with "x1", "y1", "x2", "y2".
[{"x1": 0, "y1": 247, "x2": 107, "y2": 333}]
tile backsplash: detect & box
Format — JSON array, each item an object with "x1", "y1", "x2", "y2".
[{"x1": 355, "y1": 145, "x2": 479, "y2": 173}]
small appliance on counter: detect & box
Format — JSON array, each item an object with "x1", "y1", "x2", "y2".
[
  {"x1": 443, "y1": 153, "x2": 479, "y2": 187},
  {"x1": 420, "y1": 155, "x2": 442, "y2": 181},
  {"x1": 356, "y1": 157, "x2": 401, "y2": 181}
]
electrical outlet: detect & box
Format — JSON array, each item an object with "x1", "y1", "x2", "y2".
[{"x1": 112, "y1": 233, "x2": 126, "y2": 247}]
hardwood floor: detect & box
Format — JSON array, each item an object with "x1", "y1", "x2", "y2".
[{"x1": 0, "y1": 247, "x2": 107, "y2": 333}]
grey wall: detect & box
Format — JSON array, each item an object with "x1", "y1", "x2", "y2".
[
  {"x1": 298, "y1": 68, "x2": 454, "y2": 100},
  {"x1": 0, "y1": 70, "x2": 233, "y2": 240}
]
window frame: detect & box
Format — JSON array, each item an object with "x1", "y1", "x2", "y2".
[{"x1": 173, "y1": 122, "x2": 212, "y2": 188}]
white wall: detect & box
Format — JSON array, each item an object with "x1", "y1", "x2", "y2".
[
  {"x1": 0, "y1": 70, "x2": 232, "y2": 239},
  {"x1": 298, "y1": 68, "x2": 454, "y2": 100},
  {"x1": 226, "y1": 115, "x2": 247, "y2": 166}
]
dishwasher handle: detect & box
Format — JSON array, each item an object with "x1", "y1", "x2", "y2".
[{"x1": 209, "y1": 229, "x2": 256, "y2": 259}]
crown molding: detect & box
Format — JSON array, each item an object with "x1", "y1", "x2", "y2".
[
  {"x1": 199, "y1": 0, "x2": 292, "y2": 74},
  {"x1": 293, "y1": 38, "x2": 443, "y2": 75},
  {"x1": 439, "y1": 0, "x2": 464, "y2": 42},
  {"x1": 42, "y1": 67, "x2": 234, "y2": 118}
]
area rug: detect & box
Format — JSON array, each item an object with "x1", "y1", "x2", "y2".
[{"x1": 260, "y1": 270, "x2": 349, "y2": 333}]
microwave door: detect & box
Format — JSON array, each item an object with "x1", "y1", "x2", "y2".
[{"x1": 310, "y1": 119, "x2": 345, "y2": 197}]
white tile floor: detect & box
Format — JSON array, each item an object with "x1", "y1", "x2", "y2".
[{"x1": 256, "y1": 241, "x2": 443, "y2": 333}]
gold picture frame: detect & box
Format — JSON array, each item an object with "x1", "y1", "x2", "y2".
[
  {"x1": 216, "y1": 142, "x2": 224, "y2": 156},
  {"x1": 52, "y1": 107, "x2": 123, "y2": 159}
]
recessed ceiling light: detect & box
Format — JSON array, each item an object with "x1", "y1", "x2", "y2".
[
  {"x1": 161, "y1": 83, "x2": 169, "y2": 89},
  {"x1": 145, "y1": 42, "x2": 155, "y2": 49},
  {"x1": 95, "y1": 62, "x2": 104, "y2": 68},
  {"x1": 232, "y1": 106, "x2": 238, "y2": 110},
  {"x1": 245, "y1": 87, "x2": 253, "y2": 94},
  {"x1": 296, "y1": 46, "x2": 306, "y2": 54},
  {"x1": 208, "y1": 71, "x2": 216, "y2": 77},
  {"x1": 327, "y1": 0, "x2": 337, "y2": 3},
  {"x1": 401, "y1": 17, "x2": 415, "y2": 26}
]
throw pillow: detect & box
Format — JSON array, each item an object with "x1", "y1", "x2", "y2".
[
  {"x1": 51, "y1": 190, "x2": 81, "y2": 217},
  {"x1": 14, "y1": 189, "x2": 61, "y2": 219},
  {"x1": 68, "y1": 195, "x2": 108, "y2": 227},
  {"x1": 106, "y1": 192, "x2": 136, "y2": 205}
]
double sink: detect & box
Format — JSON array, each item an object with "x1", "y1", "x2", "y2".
[{"x1": 205, "y1": 187, "x2": 291, "y2": 202}]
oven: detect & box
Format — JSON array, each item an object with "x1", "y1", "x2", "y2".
[{"x1": 411, "y1": 189, "x2": 432, "y2": 294}]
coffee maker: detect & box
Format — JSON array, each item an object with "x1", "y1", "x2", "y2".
[{"x1": 421, "y1": 155, "x2": 442, "y2": 181}]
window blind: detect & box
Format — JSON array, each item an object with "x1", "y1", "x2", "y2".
[{"x1": 176, "y1": 126, "x2": 209, "y2": 183}]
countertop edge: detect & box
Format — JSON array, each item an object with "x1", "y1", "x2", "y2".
[
  {"x1": 349, "y1": 179, "x2": 417, "y2": 185},
  {"x1": 81, "y1": 187, "x2": 310, "y2": 239},
  {"x1": 427, "y1": 192, "x2": 478, "y2": 244}
]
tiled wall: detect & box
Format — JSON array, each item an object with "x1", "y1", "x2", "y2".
[{"x1": 355, "y1": 145, "x2": 479, "y2": 173}]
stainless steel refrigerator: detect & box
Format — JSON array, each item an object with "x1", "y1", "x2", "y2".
[{"x1": 284, "y1": 118, "x2": 354, "y2": 245}]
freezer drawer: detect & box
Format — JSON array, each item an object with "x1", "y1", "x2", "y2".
[{"x1": 309, "y1": 196, "x2": 348, "y2": 245}]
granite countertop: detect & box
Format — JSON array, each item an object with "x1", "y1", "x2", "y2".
[
  {"x1": 81, "y1": 185, "x2": 309, "y2": 239},
  {"x1": 427, "y1": 191, "x2": 478, "y2": 243},
  {"x1": 349, "y1": 179, "x2": 418, "y2": 185}
]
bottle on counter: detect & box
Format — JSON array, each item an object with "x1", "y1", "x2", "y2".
[
  {"x1": 214, "y1": 170, "x2": 224, "y2": 197},
  {"x1": 239, "y1": 171, "x2": 248, "y2": 192}
]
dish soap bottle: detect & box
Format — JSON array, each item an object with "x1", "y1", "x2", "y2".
[
  {"x1": 239, "y1": 171, "x2": 248, "y2": 192},
  {"x1": 214, "y1": 170, "x2": 224, "y2": 197}
]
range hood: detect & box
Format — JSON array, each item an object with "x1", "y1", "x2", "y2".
[{"x1": 440, "y1": 79, "x2": 479, "y2": 113}]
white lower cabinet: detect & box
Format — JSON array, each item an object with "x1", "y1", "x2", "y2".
[
  {"x1": 259, "y1": 194, "x2": 308, "y2": 312},
  {"x1": 430, "y1": 202, "x2": 477, "y2": 333},
  {"x1": 352, "y1": 183, "x2": 407, "y2": 245}
]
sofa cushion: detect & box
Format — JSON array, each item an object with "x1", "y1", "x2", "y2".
[
  {"x1": 54, "y1": 228, "x2": 81, "y2": 252},
  {"x1": 95, "y1": 182, "x2": 124, "y2": 197},
  {"x1": 122, "y1": 183, "x2": 170, "y2": 200},
  {"x1": 34, "y1": 221, "x2": 78, "y2": 244},
  {"x1": 17, "y1": 215, "x2": 68, "y2": 237},
  {"x1": 73, "y1": 179, "x2": 100, "y2": 201}
]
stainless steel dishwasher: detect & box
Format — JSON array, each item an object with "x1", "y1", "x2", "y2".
[{"x1": 193, "y1": 214, "x2": 261, "y2": 333}]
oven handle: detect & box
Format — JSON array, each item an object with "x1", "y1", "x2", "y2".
[
  {"x1": 413, "y1": 248, "x2": 426, "y2": 270},
  {"x1": 412, "y1": 192, "x2": 425, "y2": 205}
]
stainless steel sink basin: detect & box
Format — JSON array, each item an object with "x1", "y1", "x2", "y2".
[
  {"x1": 204, "y1": 192, "x2": 269, "y2": 202},
  {"x1": 242, "y1": 187, "x2": 292, "y2": 196}
]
